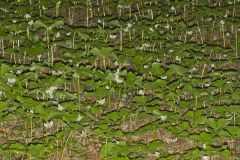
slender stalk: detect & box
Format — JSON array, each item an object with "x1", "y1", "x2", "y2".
[
  {"x1": 120, "y1": 27, "x2": 123, "y2": 51},
  {"x1": 236, "y1": 28, "x2": 238, "y2": 57}
]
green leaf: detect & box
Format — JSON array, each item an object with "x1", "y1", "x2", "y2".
[
  {"x1": 33, "y1": 20, "x2": 47, "y2": 29},
  {"x1": 227, "y1": 126, "x2": 240, "y2": 137},
  {"x1": 0, "y1": 63, "x2": 11, "y2": 77},
  {"x1": 49, "y1": 20, "x2": 64, "y2": 30},
  {"x1": 133, "y1": 96, "x2": 147, "y2": 105}
]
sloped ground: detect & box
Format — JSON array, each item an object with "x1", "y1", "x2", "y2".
[{"x1": 0, "y1": 0, "x2": 240, "y2": 159}]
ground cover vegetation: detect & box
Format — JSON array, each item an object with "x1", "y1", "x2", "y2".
[{"x1": 0, "y1": 0, "x2": 240, "y2": 159}]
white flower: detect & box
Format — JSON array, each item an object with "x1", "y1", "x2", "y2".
[
  {"x1": 57, "y1": 104, "x2": 64, "y2": 111},
  {"x1": 97, "y1": 19, "x2": 102, "y2": 23},
  {"x1": 117, "y1": 5, "x2": 123, "y2": 8},
  {"x1": 66, "y1": 32, "x2": 71, "y2": 36},
  {"x1": 25, "y1": 14, "x2": 31, "y2": 19},
  {"x1": 205, "y1": 83, "x2": 211, "y2": 87},
  {"x1": 220, "y1": 20, "x2": 225, "y2": 25},
  {"x1": 202, "y1": 144, "x2": 207, "y2": 150},
  {"x1": 155, "y1": 24, "x2": 159, "y2": 29},
  {"x1": 154, "y1": 152, "x2": 160, "y2": 157},
  {"x1": 114, "y1": 69, "x2": 123, "y2": 83},
  {"x1": 7, "y1": 78, "x2": 16, "y2": 86},
  {"x1": 143, "y1": 43, "x2": 151, "y2": 48},
  {"x1": 105, "y1": 86, "x2": 110, "y2": 90},
  {"x1": 169, "y1": 49, "x2": 174, "y2": 53},
  {"x1": 12, "y1": 20, "x2": 17, "y2": 23},
  {"x1": 27, "y1": 110, "x2": 34, "y2": 113},
  {"x1": 144, "y1": 65, "x2": 149, "y2": 68},
  {"x1": 165, "y1": 24, "x2": 170, "y2": 29},
  {"x1": 138, "y1": 90, "x2": 144, "y2": 95},
  {"x1": 55, "y1": 32, "x2": 60, "y2": 39},
  {"x1": 127, "y1": 23, "x2": 132, "y2": 28},
  {"x1": 226, "y1": 81, "x2": 231, "y2": 84},
  {"x1": 123, "y1": 27, "x2": 129, "y2": 32},
  {"x1": 109, "y1": 34, "x2": 117, "y2": 39},
  {"x1": 16, "y1": 70, "x2": 22, "y2": 75},
  {"x1": 160, "y1": 115, "x2": 167, "y2": 121},
  {"x1": 42, "y1": 6, "x2": 47, "y2": 10},
  {"x1": 30, "y1": 66, "x2": 35, "y2": 71},
  {"x1": 161, "y1": 75, "x2": 167, "y2": 80},
  {"x1": 170, "y1": 6, "x2": 176, "y2": 11},
  {"x1": 211, "y1": 64, "x2": 215, "y2": 68},
  {"x1": 45, "y1": 86, "x2": 58, "y2": 98},
  {"x1": 44, "y1": 121, "x2": 54, "y2": 128},
  {"x1": 77, "y1": 114, "x2": 82, "y2": 121},
  {"x1": 97, "y1": 98, "x2": 105, "y2": 105},
  {"x1": 166, "y1": 137, "x2": 177, "y2": 143},
  {"x1": 149, "y1": 27, "x2": 154, "y2": 32},
  {"x1": 52, "y1": 70, "x2": 63, "y2": 76},
  {"x1": 187, "y1": 31, "x2": 193, "y2": 35},
  {"x1": 201, "y1": 156, "x2": 210, "y2": 160},
  {"x1": 175, "y1": 56, "x2": 181, "y2": 62}
]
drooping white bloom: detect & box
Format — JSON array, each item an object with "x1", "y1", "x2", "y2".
[
  {"x1": 143, "y1": 43, "x2": 151, "y2": 48},
  {"x1": 28, "y1": 20, "x2": 34, "y2": 25},
  {"x1": 30, "y1": 66, "x2": 35, "y2": 71},
  {"x1": 165, "y1": 24, "x2": 170, "y2": 29},
  {"x1": 44, "y1": 121, "x2": 54, "y2": 129},
  {"x1": 123, "y1": 27, "x2": 129, "y2": 32},
  {"x1": 97, "y1": 19, "x2": 102, "y2": 23},
  {"x1": 7, "y1": 78, "x2": 16, "y2": 86},
  {"x1": 175, "y1": 56, "x2": 181, "y2": 62},
  {"x1": 201, "y1": 156, "x2": 210, "y2": 160},
  {"x1": 66, "y1": 32, "x2": 71, "y2": 36},
  {"x1": 42, "y1": 6, "x2": 47, "y2": 10},
  {"x1": 154, "y1": 152, "x2": 160, "y2": 157},
  {"x1": 105, "y1": 86, "x2": 110, "y2": 90},
  {"x1": 170, "y1": 6, "x2": 176, "y2": 11},
  {"x1": 205, "y1": 83, "x2": 211, "y2": 87},
  {"x1": 52, "y1": 70, "x2": 63, "y2": 76},
  {"x1": 109, "y1": 34, "x2": 117, "y2": 39},
  {"x1": 220, "y1": 20, "x2": 225, "y2": 25},
  {"x1": 45, "y1": 86, "x2": 58, "y2": 98},
  {"x1": 114, "y1": 68, "x2": 123, "y2": 83},
  {"x1": 77, "y1": 114, "x2": 82, "y2": 121},
  {"x1": 117, "y1": 5, "x2": 123, "y2": 8},
  {"x1": 127, "y1": 23, "x2": 132, "y2": 28},
  {"x1": 55, "y1": 32, "x2": 60, "y2": 39},
  {"x1": 138, "y1": 90, "x2": 144, "y2": 95},
  {"x1": 202, "y1": 144, "x2": 207, "y2": 150},
  {"x1": 187, "y1": 31, "x2": 193, "y2": 35},
  {"x1": 16, "y1": 70, "x2": 22, "y2": 75},
  {"x1": 97, "y1": 98, "x2": 105, "y2": 105},
  {"x1": 25, "y1": 14, "x2": 31, "y2": 19},
  {"x1": 160, "y1": 115, "x2": 167, "y2": 121},
  {"x1": 144, "y1": 65, "x2": 149, "y2": 68},
  {"x1": 149, "y1": 27, "x2": 154, "y2": 32},
  {"x1": 161, "y1": 75, "x2": 167, "y2": 80},
  {"x1": 57, "y1": 104, "x2": 64, "y2": 111},
  {"x1": 166, "y1": 137, "x2": 177, "y2": 143}
]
